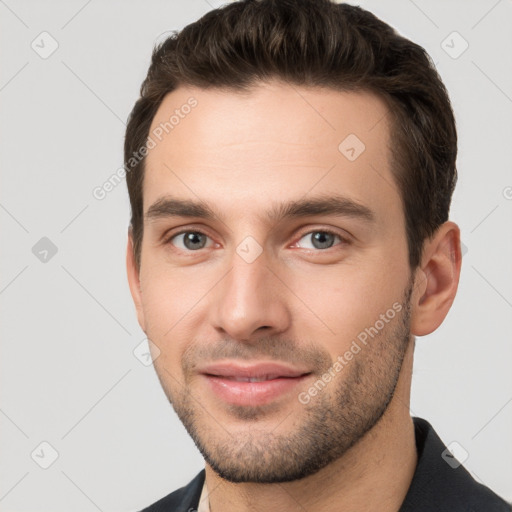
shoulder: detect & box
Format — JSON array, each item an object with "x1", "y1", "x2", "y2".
[
  {"x1": 139, "y1": 470, "x2": 205, "y2": 512},
  {"x1": 400, "y1": 418, "x2": 511, "y2": 511}
]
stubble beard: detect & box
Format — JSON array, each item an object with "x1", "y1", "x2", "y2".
[{"x1": 156, "y1": 281, "x2": 413, "y2": 483}]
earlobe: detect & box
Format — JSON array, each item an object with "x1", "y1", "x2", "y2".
[
  {"x1": 410, "y1": 221, "x2": 462, "y2": 336},
  {"x1": 126, "y1": 230, "x2": 146, "y2": 333}
]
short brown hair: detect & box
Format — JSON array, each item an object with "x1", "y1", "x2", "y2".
[{"x1": 124, "y1": 0, "x2": 457, "y2": 269}]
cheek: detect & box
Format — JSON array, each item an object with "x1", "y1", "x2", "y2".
[
  {"x1": 140, "y1": 259, "x2": 204, "y2": 321},
  {"x1": 289, "y1": 259, "x2": 407, "y2": 350},
  {"x1": 138, "y1": 268, "x2": 189, "y2": 352},
  {"x1": 138, "y1": 263, "x2": 216, "y2": 363}
]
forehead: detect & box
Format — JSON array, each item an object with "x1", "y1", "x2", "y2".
[{"x1": 143, "y1": 82, "x2": 401, "y2": 223}]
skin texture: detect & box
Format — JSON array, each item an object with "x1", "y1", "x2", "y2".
[{"x1": 127, "y1": 82, "x2": 462, "y2": 511}]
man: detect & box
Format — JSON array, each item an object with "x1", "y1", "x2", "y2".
[{"x1": 124, "y1": 0, "x2": 510, "y2": 510}]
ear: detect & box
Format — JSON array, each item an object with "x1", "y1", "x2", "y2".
[
  {"x1": 126, "y1": 229, "x2": 146, "y2": 333},
  {"x1": 410, "y1": 221, "x2": 462, "y2": 336}
]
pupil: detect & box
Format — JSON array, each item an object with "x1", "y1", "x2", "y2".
[
  {"x1": 184, "y1": 232, "x2": 204, "y2": 250},
  {"x1": 313, "y1": 232, "x2": 334, "y2": 249}
]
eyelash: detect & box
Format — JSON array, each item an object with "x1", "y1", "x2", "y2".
[{"x1": 163, "y1": 227, "x2": 350, "y2": 252}]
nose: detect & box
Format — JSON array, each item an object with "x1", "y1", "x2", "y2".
[{"x1": 210, "y1": 249, "x2": 291, "y2": 343}]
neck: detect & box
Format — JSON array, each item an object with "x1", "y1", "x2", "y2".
[{"x1": 205, "y1": 340, "x2": 417, "y2": 512}]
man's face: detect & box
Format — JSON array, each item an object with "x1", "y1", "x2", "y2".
[{"x1": 129, "y1": 82, "x2": 417, "y2": 482}]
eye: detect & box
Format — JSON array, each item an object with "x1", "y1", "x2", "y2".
[
  {"x1": 167, "y1": 231, "x2": 214, "y2": 251},
  {"x1": 295, "y1": 230, "x2": 346, "y2": 250}
]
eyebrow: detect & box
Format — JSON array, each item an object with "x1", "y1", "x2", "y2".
[{"x1": 145, "y1": 194, "x2": 376, "y2": 224}]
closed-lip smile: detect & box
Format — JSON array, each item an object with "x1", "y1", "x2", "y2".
[{"x1": 199, "y1": 361, "x2": 312, "y2": 407}]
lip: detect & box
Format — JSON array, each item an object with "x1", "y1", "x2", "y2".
[{"x1": 199, "y1": 361, "x2": 311, "y2": 407}]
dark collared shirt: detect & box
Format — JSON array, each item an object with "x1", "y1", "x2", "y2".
[{"x1": 140, "y1": 417, "x2": 511, "y2": 511}]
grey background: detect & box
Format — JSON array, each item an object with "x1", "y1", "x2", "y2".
[{"x1": 1, "y1": 0, "x2": 511, "y2": 510}]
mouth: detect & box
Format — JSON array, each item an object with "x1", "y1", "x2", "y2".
[
  {"x1": 199, "y1": 361, "x2": 312, "y2": 407},
  {"x1": 214, "y1": 374, "x2": 296, "y2": 382}
]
